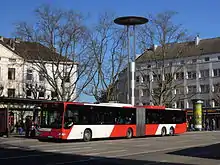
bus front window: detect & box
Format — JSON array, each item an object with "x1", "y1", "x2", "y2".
[
  {"x1": 40, "y1": 103, "x2": 63, "y2": 129},
  {"x1": 64, "y1": 108, "x2": 79, "y2": 129}
]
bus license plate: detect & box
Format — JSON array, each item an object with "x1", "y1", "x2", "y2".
[{"x1": 48, "y1": 136, "x2": 53, "y2": 138}]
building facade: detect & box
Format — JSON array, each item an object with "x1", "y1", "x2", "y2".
[
  {"x1": 0, "y1": 37, "x2": 77, "y2": 101},
  {"x1": 116, "y1": 36, "x2": 220, "y2": 109}
]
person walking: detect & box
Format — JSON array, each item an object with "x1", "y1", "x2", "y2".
[
  {"x1": 211, "y1": 118, "x2": 216, "y2": 131},
  {"x1": 25, "y1": 116, "x2": 32, "y2": 137}
]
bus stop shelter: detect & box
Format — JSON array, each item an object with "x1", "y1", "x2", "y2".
[{"x1": 0, "y1": 97, "x2": 51, "y2": 137}]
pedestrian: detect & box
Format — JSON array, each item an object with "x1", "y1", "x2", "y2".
[
  {"x1": 212, "y1": 118, "x2": 216, "y2": 131},
  {"x1": 25, "y1": 116, "x2": 32, "y2": 137},
  {"x1": 205, "y1": 118, "x2": 210, "y2": 131},
  {"x1": 16, "y1": 120, "x2": 23, "y2": 135}
]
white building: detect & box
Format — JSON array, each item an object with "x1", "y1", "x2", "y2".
[
  {"x1": 116, "y1": 36, "x2": 220, "y2": 109},
  {"x1": 0, "y1": 37, "x2": 77, "y2": 101}
]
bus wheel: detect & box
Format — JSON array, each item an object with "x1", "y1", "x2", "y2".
[
  {"x1": 169, "y1": 127, "x2": 175, "y2": 136},
  {"x1": 126, "y1": 128, "x2": 133, "y2": 139},
  {"x1": 83, "y1": 129, "x2": 92, "y2": 142},
  {"x1": 161, "y1": 127, "x2": 166, "y2": 137}
]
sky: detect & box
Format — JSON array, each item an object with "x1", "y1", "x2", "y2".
[{"x1": 1, "y1": 0, "x2": 220, "y2": 102}]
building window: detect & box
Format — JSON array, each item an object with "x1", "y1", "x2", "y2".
[
  {"x1": 200, "y1": 69, "x2": 209, "y2": 78},
  {"x1": 213, "y1": 69, "x2": 220, "y2": 77},
  {"x1": 214, "y1": 100, "x2": 220, "y2": 107},
  {"x1": 176, "y1": 72, "x2": 184, "y2": 80},
  {"x1": 9, "y1": 58, "x2": 16, "y2": 62},
  {"x1": 8, "y1": 88, "x2": 15, "y2": 97},
  {"x1": 187, "y1": 71, "x2": 196, "y2": 79},
  {"x1": 8, "y1": 68, "x2": 15, "y2": 80},
  {"x1": 213, "y1": 84, "x2": 220, "y2": 93},
  {"x1": 204, "y1": 57, "x2": 210, "y2": 61},
  {"x1": 64, "y1": 72, "x2": 70, "y2": 83},
  {"x1": 142, "y1": 89, "x2": 149, "y2": 96},
  {"x1": 176, "y1": 87, "x2": 184, "y2": 95},
  {"x1": 39, "y1": 72, "x2": 44, "y2": 81},
  {"x1": 218, "y1": 56, "x2": 220, "y2": 60},
  {"x1": 143, "y1": 75, "x2": 150, "y2": 82},
  {"x1": 203, "y1": 100, "x2": 210, "y2": 107},
  {"x1": 26, "y1": 90, "x2": 32, "y2": 97},
  {"x1": 165, "y1": 73, "x2": 172, "y2": 81},
  {"x1": 153, "y1": 74, "x2": 161, "y2": 81},
  {"x1": 153, "y1": 88, "x2": 160, "y2": 95},
  {"x1": 200, "y1": 85, "x2": 210, "y2": 93},
  {"x1": 188, "y1": 85, "x2": 196, "y2": 94},
  {"x1": 26, "y1": 70, "x2": 33, "y2": 80},
  {"x1": 192, "y1": 59, "x2": 197, "y2": 63},
  {"x1": 180, "y1": 60, "x2": 185, "y2": 65},
  {"x1": 176, "y1": 100, "x2": 184, "y2": 108},
  {"x1": 136, "y1": 76, "x2": 140, "y2": 83},
  {"x1": 39, "y1": 91, "x2": 45, "y2": 98},
  {"x1": 51, "y1": 91, "x2": 57, "y2": 98}
]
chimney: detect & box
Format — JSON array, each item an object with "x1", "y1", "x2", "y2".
[
  {"x1": 153, "y1": 44, "x2": 158, "y2": 51},
  {"x1": 0, "y1": 36, "x2": 3, "y2": 42},
  {"x1": 146, "y1": 44, "x2": 157, "y2": 52},
  {"x1": 195, "y1": 34, "x2": 200, "y2": 46},
  {"x1": 15, "y1": 38, "x2": 21, "y2": 43},
  {"x1": 8, "y1": 39, "x2": 15, "y2": 50}
]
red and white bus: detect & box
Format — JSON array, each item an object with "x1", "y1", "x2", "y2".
[{"x1": 37, "y1": 102, "x2": 187, "y2": 141}]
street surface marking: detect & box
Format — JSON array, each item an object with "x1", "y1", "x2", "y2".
[
  {"x1": 84, "y1": 149, "x2": 127, "y2": 156},
  {"x1": 60, "y1": 148, "x2": 101, "y2": 154},
  {"x1": 43, "y1": 141, "x2": 220, "y2": 165},
  {"x1": 135, "y1": 144, "x2": 151, "y2": 147},
  {"x1": 108, "y1": 141, "x2": 220, "y2": 158},
  {"x1": 44, "y1": 147, "x2": 92, "y2": 152},
  {"x1": 0, "y1": 147, "x2": 103, "y2": 160}
]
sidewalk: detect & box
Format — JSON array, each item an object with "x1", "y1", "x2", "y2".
[{"x1": 186, "y1": 130, "x2": 220, "y2": 134}]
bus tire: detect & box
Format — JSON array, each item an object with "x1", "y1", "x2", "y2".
[
  {"x1": 161, "y1": 127, "x2": 166, "y2": 137},
  {"x1": 126, "y1": 128, "x2": 133, "y2": 139},
  {"x1": 83, "y1": 129, "x2": 92, "y2": 142},
  {"x1": 169, "y1": 127, "x2": 175, "y2": 136}
]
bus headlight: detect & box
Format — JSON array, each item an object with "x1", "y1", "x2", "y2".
[{"x1": 58, "y1": 133, "x2": 66, "y2": 136}]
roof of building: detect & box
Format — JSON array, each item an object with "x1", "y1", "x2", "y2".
[
  {"x1": 0, "y1": 37, "x2": 73, "y2": 62},
  {"x1": 136, "y1": 37, "x2": 220, "y2": 63}
]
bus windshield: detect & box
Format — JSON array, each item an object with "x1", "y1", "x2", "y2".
[{"x1": 40, "y1": 103, "x2": 63, "y2": 129}]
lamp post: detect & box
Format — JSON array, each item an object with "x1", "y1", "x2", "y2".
[{"x1": 114, "y1": 16, "x2": 148, "y2": 105}]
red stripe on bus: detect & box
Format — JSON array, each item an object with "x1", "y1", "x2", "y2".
[
  {"x1": 174, "y1": 123, "x2": 187, "y2": 134},
  {"x1": 110, "y1": 125, "x2": 136, "y2": 137},
  {"x1": 62, "y1": 127, "x2": 73, "y2": 139},
  {"x1": 145, "y1": 124, "x2": 159, "y2": 135}
]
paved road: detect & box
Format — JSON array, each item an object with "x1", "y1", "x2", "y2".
[{"x1": 0, "y1": 131, "x2": 220, "y2": 165}]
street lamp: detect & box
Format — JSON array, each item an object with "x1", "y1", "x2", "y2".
[{"x1": 114, "y1": 16, "x2": 148, "y2": 105}]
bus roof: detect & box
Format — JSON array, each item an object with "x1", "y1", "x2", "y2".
[
  {"x1": 84, "y1": 102, "x2": 134, "y2": 108},
  {"x1": 43, "y1": 101, "x2": 183, "y2": 111}
]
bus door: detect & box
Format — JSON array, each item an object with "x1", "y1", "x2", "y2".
[{"x1": 136, "y1": 107, "x2": 145, "y2": 137}]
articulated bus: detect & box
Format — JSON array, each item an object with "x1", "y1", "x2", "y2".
[{"x1": 37, "y1": 102, "x2": 187, "y2": 141}]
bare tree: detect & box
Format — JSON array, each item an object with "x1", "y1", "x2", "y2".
[
  {"x1": 14, "y1": 5, "x2": 95, "y2": 101},
  {"x1": 137, "y1": 11, "x2": 194, "y2": 106},
  {"x1": 23, "y1": 82, "x2": 46, "y2": 99},
  {"x1": 85, "y1": 12, "x2": 127, "y2": 102}
]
